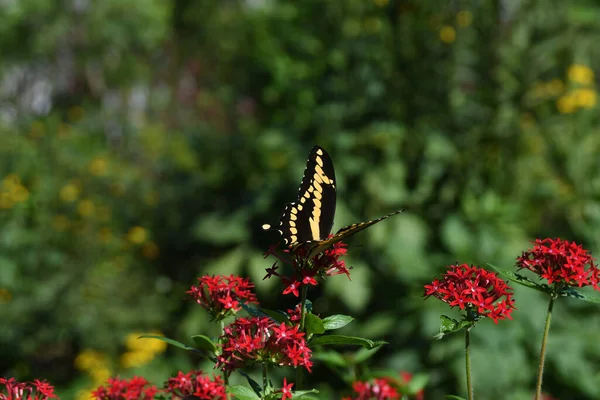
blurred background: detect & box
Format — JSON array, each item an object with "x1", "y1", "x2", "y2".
[{"x1": 2, "y1": 0, "x2": 600, "y2": 399}]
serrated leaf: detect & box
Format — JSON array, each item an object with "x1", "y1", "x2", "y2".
[
  {"x1": 310, "y1": 335, "x2": 387, "y2": 349},
  {"x1": 322, "y1": 314, "x2": 354, "y2": 330},
  {"x1": 434, "y1": 316, "x2": 471, "y2": 340},
  {"x1": 191, "y1": 335, "x2": 217, "y2": 353},
  {"x1": 487, "y1": 263, "x2": 548, "y2": 293},
  {"x1": 305, "y1": 313, "x2": 325, "y2": 335},
  {"x1": 227, "y1": 385, "x2": 261, "y2": 400}
]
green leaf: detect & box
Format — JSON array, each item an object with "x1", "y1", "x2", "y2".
[
  {"x1": 138, "y1": 335, "x2": 195, "y2": 351},
  {"x1": 261, "y1": 308, "x2": 291, "y2": 324},
  {"x1": 311, "y1": 349, "x2": 348, "y2": 367},
  {"x1": 322, "y1": 314, "x2": 354, "y2": 330},
  {"x1": 191, "y1": 335, "x2": 217, "y2": 353},
  {"x1": 238, "y1": 371, "x2": 262, "y2": 396},
  {"x1": 444, "y1": 396, "x2": 467, "y2": 400},
  {"x1": 433, "y1": 316, "x2": 472, "y2": 340},
  {"x1": 560, "y1": 287, "x2": 600, "y2": 303},
  {"x1": 310, "y1": 335, "x2": 387, "y2": 349},
  {"x1": 353, "y1": 346, "x2": 382, "y2": 364},
  {"x1": 305, "y1": 313, "x2": 325, "y2": 335},
  {"x1": 487, "y1": 263, "x2": 549, "y2": 293},
  {"x1": 227, "y1": 385, "x2": 261, "y2": 400},
  {"x1": 404, "y1": 373, "x2": 428, "y2": 394},
  {"x1": 292, "y1": 389, "x2": 320, "y2": 398}
]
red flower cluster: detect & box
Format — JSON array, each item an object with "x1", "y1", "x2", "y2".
[
  {"x1": 517, "y1": 238, "x2": 599, "y2": 289},
  {"x1": 91, "y1": 376, "x2": 157, "y2": 400},
  {"x1": 424, "y1": 263, "x2": 515, "y2": 324},
  {"x1": 342, "y1": 378, "x2": 399, "y2": 400},
  {"x1": 216, "y1": 316, "x2": 312, "y2": 373},
  {"x1": 264, "y1": 241, "x2": 350, "y2": 297},
  {"x1": 164, "y1": 370, "x2": 226, "y2": 399},
  {"x1": 187, "y1": 275, "x2": 258, "y2": 320},
  {"x1": 0, "y1": 378, "x2": 57, "y2": 400}
]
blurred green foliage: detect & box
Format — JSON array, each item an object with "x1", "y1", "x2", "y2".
[{"x1": 2, "y1": 0, "x2": 600, "y2": 399}]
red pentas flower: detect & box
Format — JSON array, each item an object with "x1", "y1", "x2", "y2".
[
  {"x1": 424, "y1": 263, "x2": 515, "y2": 324},
  {"x1": 264, "y1": 241, "x2": 350, "y2": 297},
  {"x1": 280, "y1": 378, "x2": 294, "y2": 400},
  {"x1": 342, "y1": 378, "x2": 400, "y2": 400},
  {"x1": 187, "y1": 275, "x2": 258, "y2": 320},
  {"x1": 91, "y1": 376, "x2": 158, "y2": 400},
  {"x1": 164, "y1": 370, "x2": 226, "y2": 399},
  {"x1": 516, "y1": 238, "x2": 599, "y2": 289},
  {"x1": 0, "y1": 378, "x2": 57, "y2": 400},
  {"x1": 216, "y1": 316, "x2": 312, "y2": 373}
]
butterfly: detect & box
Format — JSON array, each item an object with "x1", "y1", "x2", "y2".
[{"x1": 262, "y1": 145, "x2": 403, "y2": 259}]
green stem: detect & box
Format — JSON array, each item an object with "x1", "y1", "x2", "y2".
[
  {"x1": 296, "y1": 284, "x2": 309, "y2": 389},
  {"x1": 535, "y1": 297, "x2": 555, "y2": 400},
  {"x1": 465, "y1": 327, "x2": 474, "y2": 400},
  {"x1": 220, "y1": 320, "x2": 229, "y2": 398},
  {"x1": 262, "y1": 363, "x2": 268, "y2": 393}
]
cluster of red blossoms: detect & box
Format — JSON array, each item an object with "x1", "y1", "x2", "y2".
[
  {"x1": 164, "y1": 370, "x2": 226, "y2": 399},
  {"x1": 342, "y1": 373, "x2": 424, "y2": 400},
  {"x1": 0, "y1": 378, "x2": 57, "y2": 400},
  {"x1": 264, "y1": 241, "x2": 350, "y2": 297},
  {"x1": 187, "y1": 275, "x2": 258, "y2": 320},
  {"x1": 424, "y1": 263, "x2": 515, "y2": 323},
  {"x1": 216, "y1": 316, "x2": 312, "y2": 373},
  {"x1": 516, "y1": 238, "x2": 599, "y2": 289},
  {"x1": 91, "y1": 377, "x2": 158, "y2": 400}
]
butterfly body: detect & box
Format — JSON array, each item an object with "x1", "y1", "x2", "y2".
[{"x1": 263, "y1": 146, "x2": 403, "y2": 258}]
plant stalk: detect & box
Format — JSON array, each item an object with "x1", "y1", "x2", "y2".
[
  {"x1": 535, "y1": 297, "x2": 555, "y2": 400},
  {"x1": 465, "y1": 327, "x2": 474, "y2": 400},
  {"x1": 220, "y1": 320, "x2": 229, "y2": 399},
  {"x1": 296, "y1": 284, "x2": 309, "y2": 389}
]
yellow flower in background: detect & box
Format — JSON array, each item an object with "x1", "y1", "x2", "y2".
[
  {"x1": 11, "y1": 186, "x2": 29, "y2": 203},
  {"x1": 89, "y1": 366, "x2": 112, "y2": 384},
  {"x1": 3, "y1": 174, "x2": 20, "y2": 189},
  {"x1": 52, "y1": 215, "x2": 70, "y2": 231},
  {"x1": 124, "y1": 331, "x2": 167, "y2": 353},
  {"x1": 77, "y1": 199, "x2": 95, "y2": 217},
  {"x1": 60, "y1": 183, "x2": 80, "y2": 202},
  {"x1": 557, "y1": 94, "x2": 577, "y2": 113},
  {"x1": 457, "y1": 10, "x2": 473, "y2": 28},
  {"x1": 74, "y1": 349, "x2": 109, "y2": 371},
  {"x1": 127, "y1": 226, "x2": 148, "y2": 244},
  {"x1": 567, "y1": 64, "x2": 594, "y2": 85},
  {"x1": 142, "y1": 242, "x2": 160, "y2": 260},
  {"x1": 89, "y1": 157, "x2": 108, "y2": 176},
  {"x1": 0, "y1": 288, "x2": 12, "y2": 303},
  {"x1": 440, "y1": 26, "x2": 456, "y2": 43},
  {"x1": 572, "y1": 88, "x2": 597, "y2": 108},
  {"x1": 120, "y1": 351, "x2": 154, "y2": 369}
]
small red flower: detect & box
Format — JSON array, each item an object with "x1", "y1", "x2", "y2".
[
  {"x1": 187, "y1": 275, "x2": 258, "y2": 320},
  {"x1": 517, "y1": 238, "x2": 599, "y2": 290},
  {"x1": 1, "y1": 378, "x2": 58, "y2": 400},
  {"x1": 91, "y1": 376, "x2": 158, "y2": 400},
  {"x1": 424, "y1": 263, "x2": 515, "y2": 324},
  {"x1": 343, "y1": 377, "x2": 400, "y2": 400},
  {"x1": 164, "y1": 370, "x2": 226, "y2": 399},
  {"x1": 264, "y1": 241, "x2": 350, "y2": 296},
  {"x1": 280, "y1": 378, "x2": 294, "y2": 400},
  {"x1": 217, "y1": 316, "x2": 312, "y2": 373}
]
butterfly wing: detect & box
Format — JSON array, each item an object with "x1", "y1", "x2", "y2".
[
  {"x1": 263, "y1": 145, "x2": 337, "y2": 247},
  {"x1": 305, "y1": 209, "x2": 404, "y2": 258}
]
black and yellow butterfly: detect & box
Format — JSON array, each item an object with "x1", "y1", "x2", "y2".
[{"x1": 262, "y1": 145, "x2": 403, "y2": 258}]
